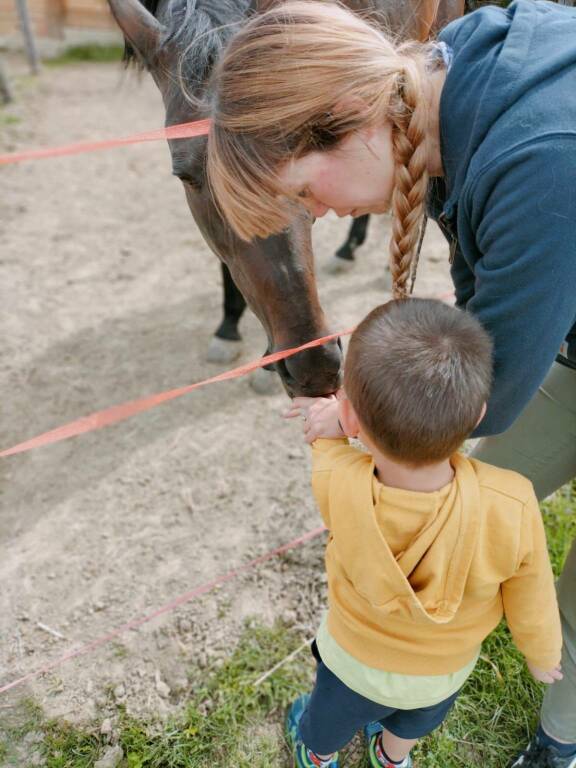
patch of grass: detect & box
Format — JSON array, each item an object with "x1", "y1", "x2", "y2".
[
  {"x1": 542, "y1": 488, "x2": 576, "y2": 577},
  {"x1": 0, "y1": 698, "x2": 46, "y2": 766},
  {"x1": 217, "y1": 597, "x2": 232, "y2": 620},
  {"x1": 112, "y1": 642, "x2": 129, "y2": 659},
  {"x1": 0, "y1": 622, "x2": 311, "y2": 768},
  {"x1": 42, "y1": 721, "x2": 102, "y2": 768},
  {"x1": 2, "y1": 489, "x2": 574, "y2": 768},
  {"x1": 0, "y1": 114, "x2": 20, "y2": 126},
  {"x1": 118, "y1": 620, "x2": 310, "y2": 767},
  {"x1": 46, "y1": 44, "x2": 124, "y2": 66}
]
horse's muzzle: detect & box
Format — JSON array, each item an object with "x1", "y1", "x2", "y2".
[{"x1": 275, "y1": 337, "x2": 343, "y2": 397}]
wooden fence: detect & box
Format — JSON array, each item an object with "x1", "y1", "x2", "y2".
[{"x1": 0, "y1": 0, "x2": 119, "y2": 49}]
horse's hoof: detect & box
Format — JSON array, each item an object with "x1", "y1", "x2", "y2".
[
  {"x1": 249, "y1": 367, "x2": 282, "y2": 395},
  {"x1": 206, "y1": 336, "x2": 243, "y2": 364},
  {"x1": 324, "y1": 254, "x2": 356, "y2": 275}
]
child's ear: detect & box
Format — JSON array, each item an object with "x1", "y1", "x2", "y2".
[
  {"x1": 338, "y1": 397, "x2": 360, "y2": 438},
  {"x1": 475, "y1": 402, "x2": 487, "y2": 428}
]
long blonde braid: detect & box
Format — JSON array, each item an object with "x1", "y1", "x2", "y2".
[{"x1": 389, "y1": 56, "x2": 430, "y2": 299}]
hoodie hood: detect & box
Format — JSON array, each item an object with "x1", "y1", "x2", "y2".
[
  {"x1": 328, "y1": 452, "x2": 480, "y2": 625},
  {"x1": 438, "y1": 0, "x2": 576, "y2": 215}
]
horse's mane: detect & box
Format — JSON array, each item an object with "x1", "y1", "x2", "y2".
[{"x1": 124, "y1": 0, "x2": 251, "y2": 87}]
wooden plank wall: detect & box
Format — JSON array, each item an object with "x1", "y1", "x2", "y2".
[
  {"x1": 65, "y1": 0, "x2": 116, "y2": 31},
  {"x1": 0, "y1": 0, "x2": 116, "y2": 39}
]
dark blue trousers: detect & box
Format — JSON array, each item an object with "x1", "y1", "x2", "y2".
[{"x1": 298, "y1": 641, "x2": 460, "y2": 755}]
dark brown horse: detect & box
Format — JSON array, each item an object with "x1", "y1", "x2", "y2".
[{"x1": 107, "y1": 0, "x2": 465, "y2": 396}]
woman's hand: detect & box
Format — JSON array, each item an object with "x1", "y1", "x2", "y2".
[
  {"x1": 527, "y1": 662, "x2": 563, "y2": 685},
  {"x1": 283, "y1": 395, "x2": 345, "y2": 444}
]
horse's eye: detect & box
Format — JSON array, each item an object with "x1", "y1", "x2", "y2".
[{"x1": 297, "y1": 188, "x2": 310, "y2": 200}]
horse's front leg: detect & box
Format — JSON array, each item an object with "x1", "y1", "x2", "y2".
[
  {"x1": 207, "y1": 263, "x2": 246, "y2": 363},
  {"x1": 326, "y1": 214, "x2": 371, "y2": 274},
  {"x1": 206, "y1": 265, "x2": 280, "y2": 392}
]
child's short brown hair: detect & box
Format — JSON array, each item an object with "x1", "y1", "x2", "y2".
[{"x1": 344, "y1": 299, "x2": 493, "y2": 465}]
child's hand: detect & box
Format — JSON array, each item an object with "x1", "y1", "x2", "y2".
[
  {"x1": 527, "y1": 662, "x2": 563, "y2": 684},
  {"x1": 283, "y1": 396, "x2": 345, "y2": 444}
]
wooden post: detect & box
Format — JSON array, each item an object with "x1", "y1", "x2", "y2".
[
  {"x1": 15, "y1": 0, "x2": 41, "y2": 74},
  {"x1": 0, "y1": 59, "x2": 14, "y2": 104}
]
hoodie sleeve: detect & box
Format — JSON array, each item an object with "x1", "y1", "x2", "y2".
[
  {"x1": 310, "y1": 438, "x2": 355, "y2": 528},
  {"x1": 462, "y1": 136, "x2": 576, "y2": 437},
  {"x1": 501, "y1": 493, "x2": 562, "y2": 670}
]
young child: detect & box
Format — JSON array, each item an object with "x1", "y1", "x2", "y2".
[{"x1": 283, "y1": 298, "x2": 562, "y2": 768}]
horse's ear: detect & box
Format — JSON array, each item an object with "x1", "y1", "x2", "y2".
[{"x1": 107, "y1": 0, "x2": 166, "y2": 65}]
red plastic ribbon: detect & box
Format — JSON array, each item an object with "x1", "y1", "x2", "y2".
[
  {"x1": 0, "y1": 525, "x2": 326, "y2": 695},
  {"x1": 0, "y1": 328, "x2": 354, "y2": 458},
  {"x1": 0, "y1": 118, "x2": 211, "y2": 165}
]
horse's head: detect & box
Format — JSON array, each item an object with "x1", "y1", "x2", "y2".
[
  {"x1": 107, "y1": 0, "x2": 342, "y2": 397},
  {"x1": 176, "y1": 160, "x2": 343, "y2": 396}
]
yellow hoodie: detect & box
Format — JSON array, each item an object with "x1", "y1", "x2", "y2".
[{"x1": 312, "y1": 439, "x2": 562, "y2": 675}]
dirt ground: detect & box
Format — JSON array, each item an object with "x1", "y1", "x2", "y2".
[{"x1": 0, "y1": 55, "x2": 453, "y2": 732}]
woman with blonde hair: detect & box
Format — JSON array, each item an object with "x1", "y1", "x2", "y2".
[{"x1": 195, "y1": 1, "x2": 576, "y2": 767}]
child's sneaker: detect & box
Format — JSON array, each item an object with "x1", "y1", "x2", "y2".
[
  {"x1": 364, "y1": 722, "x2": 413, "y2": 768},
  {"x1": 286, "y1": 695, "x2": 339, "y2": 768},
  {"x1": 510, "y1": 740, "x2": 576, "y2": 767}
]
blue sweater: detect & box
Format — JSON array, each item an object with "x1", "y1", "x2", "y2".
[{"x1": 429, "y1": 0, "x2": 576, "y2": 437}]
